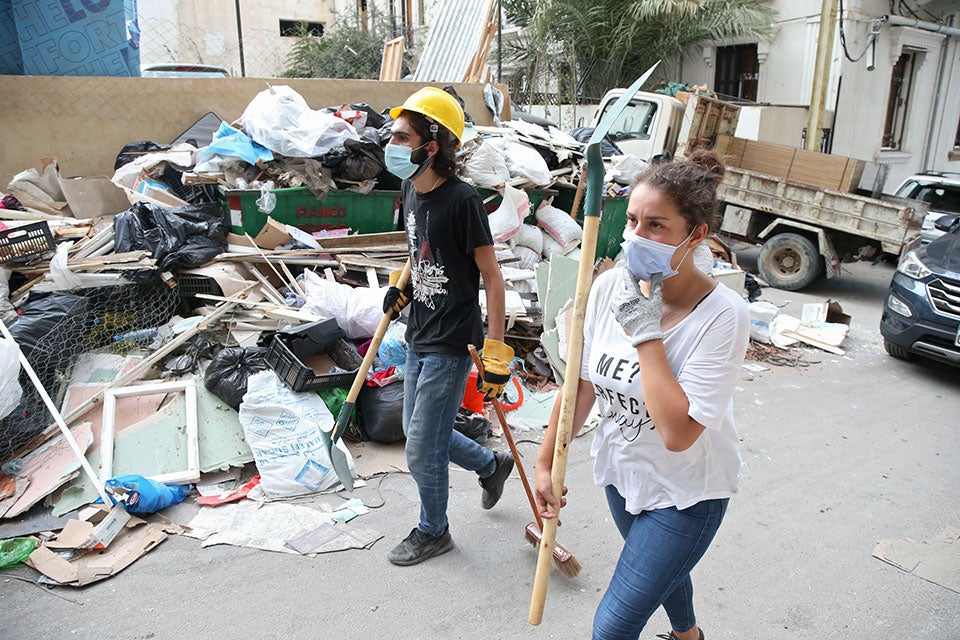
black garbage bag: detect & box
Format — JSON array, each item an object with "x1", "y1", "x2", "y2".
[
  {"x1": 357, "y1": 381, "x2": 405, "y2": 444},
  {"x1": 568, "y1": 127, "x2": 622, "y2": 157},
  {"x1": 323, "y1": 103, "x2": 387, "y2": 130},
  {"x1": 113, "y1": 202, "x2": 228, "y2": 282},
  {"x1": 441, "y1": 86, "x2": 475, "y2": 123},
  {"x1": 0, "y1": 292, "x2": 91, "y2": 463},
  {"x1": 204, "y1": 347, "x2": 269, "y2": 409},
  {"x1": 454, "y1": 408, "x2": 492, "y2": 444},
  {"x1": 321, "y1": 132, "x2": 386, "y2": 182},
  {"x1": 115, "y1": 141, "x2": 171, "y2": 170}
]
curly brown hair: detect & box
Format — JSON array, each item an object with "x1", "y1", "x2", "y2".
[
  {"x1": 631, "y1": 149, "x2": 726, "y2": 232},
  {"x1": 405, "y1": 111, "x2": 459, "y2": 179}
]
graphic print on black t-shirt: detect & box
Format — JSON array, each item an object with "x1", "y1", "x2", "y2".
[{"x1": 407, "y1": 207, "x2": 448, "y2": 311}]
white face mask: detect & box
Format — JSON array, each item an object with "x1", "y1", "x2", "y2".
[{"x1": 620, "y1": 226, "x2": 697, "y2": 282}]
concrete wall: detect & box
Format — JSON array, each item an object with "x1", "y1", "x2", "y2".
[{"x1": 0, "y1": 76, "x2": 509, "y2": 184}]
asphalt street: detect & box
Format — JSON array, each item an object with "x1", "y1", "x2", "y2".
[{"x1": 2, "y1": 255, "x2": 958, "y2": 640}]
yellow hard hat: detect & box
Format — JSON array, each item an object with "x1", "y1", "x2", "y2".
[{"x1": 389, "y1": 87, "x2": 465, "y2": 145}]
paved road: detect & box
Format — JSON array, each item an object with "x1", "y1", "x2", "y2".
[{"x1": 2, "y1": 257, "x2": 958, "y2": 640}]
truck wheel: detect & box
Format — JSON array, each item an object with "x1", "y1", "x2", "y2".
[{"x1": 758, "y1": 233, "x2": 822, "y2": 291}]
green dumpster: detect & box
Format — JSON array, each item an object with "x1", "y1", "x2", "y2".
[
  {"x1": 221, "y1": 187, "x2": 401, "y2": 236},
  {"x1": 552, "y1": 189, "x2": 630, "y2": 260}
]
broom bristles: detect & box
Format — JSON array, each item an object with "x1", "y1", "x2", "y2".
[{"x1": 524, "y1": 522, "x2": 582, "y2": 578}]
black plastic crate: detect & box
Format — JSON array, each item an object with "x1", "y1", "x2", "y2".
[
  {"x1": 175, "y1": 274, "x2": 223, "y2": 298},
  {"x1": 0, "y1": 222, "x2": 55, "y2": 264},
  {"x1": 265, "y1": 334, "x2": 363, "y2": 392}
]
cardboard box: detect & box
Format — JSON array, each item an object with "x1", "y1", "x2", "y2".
[
  {"x1": 45, "y1": 504, "x2": 134, "y2": 551},
  {"x1": 253, "y1": 217, "x2": 292, "y2": 249}
]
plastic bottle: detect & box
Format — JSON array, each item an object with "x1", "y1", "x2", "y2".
[{"x1": 113, "y1": 327, "x2": 159, "y2": 343}]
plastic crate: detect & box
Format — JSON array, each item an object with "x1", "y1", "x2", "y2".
[
  {"x1": 220, "y1": 187, "x2": 401, "y2": 236},
  {"x1": 174, "y1": 274, "x2": 223, "y2": 298},
  {"x1": 265, "y1": 335, "x2": 363, "y2": 392},
  {"x1": 0, "y1": 222, "x2": 55, "y2": 264}
]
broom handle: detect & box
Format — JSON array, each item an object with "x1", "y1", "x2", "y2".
[
  {"x1": 529, "y1": 214, "x2": 599, "y2": 625},
  {"x1": 331, "y1": 260, "x2": 410, "y2": 441},
  {"x1": 467, "y1": 345, "x2": 542, "y2": 530}
]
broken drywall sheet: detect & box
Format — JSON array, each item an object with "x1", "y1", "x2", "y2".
[
  {"x1": 192, "y1": 375, "x2": 254, "y2": 473},
  {"x1": 873, "y1": 528, "x2": 960, "y2": 593},
  {"x1": 3, "y1": 422, "x2": 93, "y2": 518}
]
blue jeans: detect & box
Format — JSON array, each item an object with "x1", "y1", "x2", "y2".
[
  {"x1": 593, "y1": 486, "x2": 729, "y2": 640},
  {"x1": 403, "y1": 348, "x2": 497, "y2": 537}
]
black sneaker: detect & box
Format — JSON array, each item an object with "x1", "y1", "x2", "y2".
[
  {"x1": 387, "y1": 527, "x2": 454, "y2": 566},
  {"x1": 656, "y1": 629, "x2": 704, "y2": 640},
  {"x1": 479, "y1": 450, "x2": 514, "y2": 509}
]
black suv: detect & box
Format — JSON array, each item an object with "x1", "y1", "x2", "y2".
[{"x1": 880, "y1": 214, "x2": 960, "y2": 367}]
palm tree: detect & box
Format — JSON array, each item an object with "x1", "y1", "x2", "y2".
[{"x1": 503, "y1": 0, "x2": 774, "y2": 104}]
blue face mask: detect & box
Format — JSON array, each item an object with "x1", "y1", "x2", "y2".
[
  {"x1": 384, "y1": 142, "x2": 432, "y2": 180},
  {"x1": 620, "y1": 226, "x2": 696, "y2": 282}
]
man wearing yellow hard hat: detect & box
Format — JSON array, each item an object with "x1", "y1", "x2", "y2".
[{"x1": 382, "y1": 86, "x2": 514, "y2": 566}]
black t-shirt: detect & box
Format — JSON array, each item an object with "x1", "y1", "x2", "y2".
[{"x1": 401, "y1": 176, "x2": 494, "y2": 353}]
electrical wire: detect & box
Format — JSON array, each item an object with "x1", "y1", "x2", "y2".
[{"x1": 838, "y1": 0, "x2": 877, "y2": 63}]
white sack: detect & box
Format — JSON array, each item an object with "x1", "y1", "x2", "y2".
[
  {"x1": 301, "y1": 269, "x2": 385, "y2": 340},
  {"x1": 542, "y1": 231, "x2": 579, "y2": 258},
  {"x1": 488, "y1": 184, "x2": 529, "y2": 243},
  {"x1": 512, "y1": 223, "x2": 544, "y2": 254},
  {"x1": 748, "y1": 301, "x2": 780, "y2": 344},
  {"x1": 512, "y1": 244, "x2": 541, "y2": 270},
  {"x1": 0, "y1": 339, "x2": 22, "y2": 420},
  {"x1": 462, "y1": 142, "x2": 511, "y2": 189},
  {"x1": 239, "y1": 370, "x2": 356, "y2": 498},
  {"x1": 484, "y1": 138, "x2": 552, "y2": 186},
  {"x1": 536, "y1": 202, "x2": 582, "y2": 250},
  {"x1": 240, "y1": 85, "x2": 360, "y2": 158}
]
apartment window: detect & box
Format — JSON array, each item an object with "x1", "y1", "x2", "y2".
[
  {"x1": 882, "y1": 52, "x2": 915, "y2": 149},
  {"x1": 279, "y1": 20, "x2": 324, "y2": 38},
  {"x1": 714, "y1": 44, "x2": 758, "y2": 101}
]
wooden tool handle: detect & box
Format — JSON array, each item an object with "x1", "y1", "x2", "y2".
[
  {"x1": 529, "y1": 215, "x2": 600, "y2": 625},
  {"x1": 467, "y1": 345, "x2": 542, "y2": 529}
]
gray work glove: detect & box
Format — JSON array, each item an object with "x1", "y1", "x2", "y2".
[{"x1": 611, "y1": 269, "x2": 664, "y2": 346}]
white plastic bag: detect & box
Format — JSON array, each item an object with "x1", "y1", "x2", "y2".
[
  {"x1": 488, "y1": 184, "x2": 529, "y2": 243},
  {"x1": 238, "y1": 370, "x2": 356, "y2": 498},
  {"x1": 301, "y1": 269, "x2": 386, "y2": 340},
  {"x1": 605, "y1": 154, "x2": 647, "y2": 185},
  {"x1": 240, "y1": 85, "x2": 360, "y2": 158},
  {"x1": 461, "y1": 142, "x2": 510, "y2": 189},
  {"x1": 0, "y1": 339, "x2": 23, "y2": 420},
  {"x1": 256, "y1": 180, "x2": 277, "y2": 214},
  {"x1": 49, "y1": 242, "x2": 84, "y2": 291}
]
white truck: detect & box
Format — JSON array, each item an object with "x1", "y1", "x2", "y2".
[{"x1": 593, "y1": 89, "x2": 926, "y2": 290}]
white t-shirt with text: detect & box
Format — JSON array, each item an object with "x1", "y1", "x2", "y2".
[{"x1": 581, "y1": 267, "x2": 751, "y2": 513}]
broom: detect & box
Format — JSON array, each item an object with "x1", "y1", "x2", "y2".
[{"x1": 468, "y1": 345, "x2": 581, "y2": 578}]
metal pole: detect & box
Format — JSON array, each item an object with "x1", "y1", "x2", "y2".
[
  {"x1": 234, "y1": 0, "x2": 245, "y2": 77},
  {"x1": 497, "y1": 0, "x2": 502, "y2": 83},
  {"x1": 805, "y1": 0, "x2": 838, "y2": 151}
]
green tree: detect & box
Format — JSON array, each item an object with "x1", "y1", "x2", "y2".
[
  {"x1": 282, "y1": 15, "x2": 411, "y2": 80},
  {"x1": 504, "y1": 0, "x2": 774, "y2": 102}
]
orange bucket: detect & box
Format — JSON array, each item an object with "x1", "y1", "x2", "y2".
[{"x1": 462, "y1": 368, "x2": 485, "y2": 413}]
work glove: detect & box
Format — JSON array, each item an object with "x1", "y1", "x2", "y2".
[
  {"x1": 382, "y1": 268, "x2": 413, "y2": 319},
  {"x1": 611, "y1": 269, "x2": 664, "y2": 346},
  {"x1": 477, "y1": 338, "x2": 514, "y2": 401}
]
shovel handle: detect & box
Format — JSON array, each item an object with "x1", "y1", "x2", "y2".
[
  {"x1": 330, "y1": 260, "x2": 410, "y2": 444},
  {"x1": 467, "y1": 345, "x2": 542, "y2": 530}
]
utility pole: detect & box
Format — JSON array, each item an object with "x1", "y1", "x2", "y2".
[
  {"x1": 805, "y1": 0, "x2": 839, "y2": 151},
  {"x1": 234, "y1": 0, "x2": 245, "y2": 77}
]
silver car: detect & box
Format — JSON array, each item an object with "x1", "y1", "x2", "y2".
[{"x1": 894, "y1": 173, "x2": 960, "y2": 245}]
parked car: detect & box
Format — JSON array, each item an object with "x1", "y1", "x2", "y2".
[
  {"x1": 141, "y1": 64, "x2": 229, "y2": 78},
  {"x1": 880, "y1": 213, "x2": 960, "y2": 367},
  {"x1": 893, "y1": 172, "x2": 960, "y2": 245}
]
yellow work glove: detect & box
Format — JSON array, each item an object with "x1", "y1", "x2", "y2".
[
  {"x1": 477, "y1": 338, "x2": 514, "y2": 401},
  {"x1": 382, "y1": 268, "x2": 413, "y2": 319}
]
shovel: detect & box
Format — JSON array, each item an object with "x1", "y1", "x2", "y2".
[
  {"x1": 323, "y1": 260, "x2": 411, "y2": 492},
  {"x1": 528, "y1": 61, "x2": 661, "y2": 625}
]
